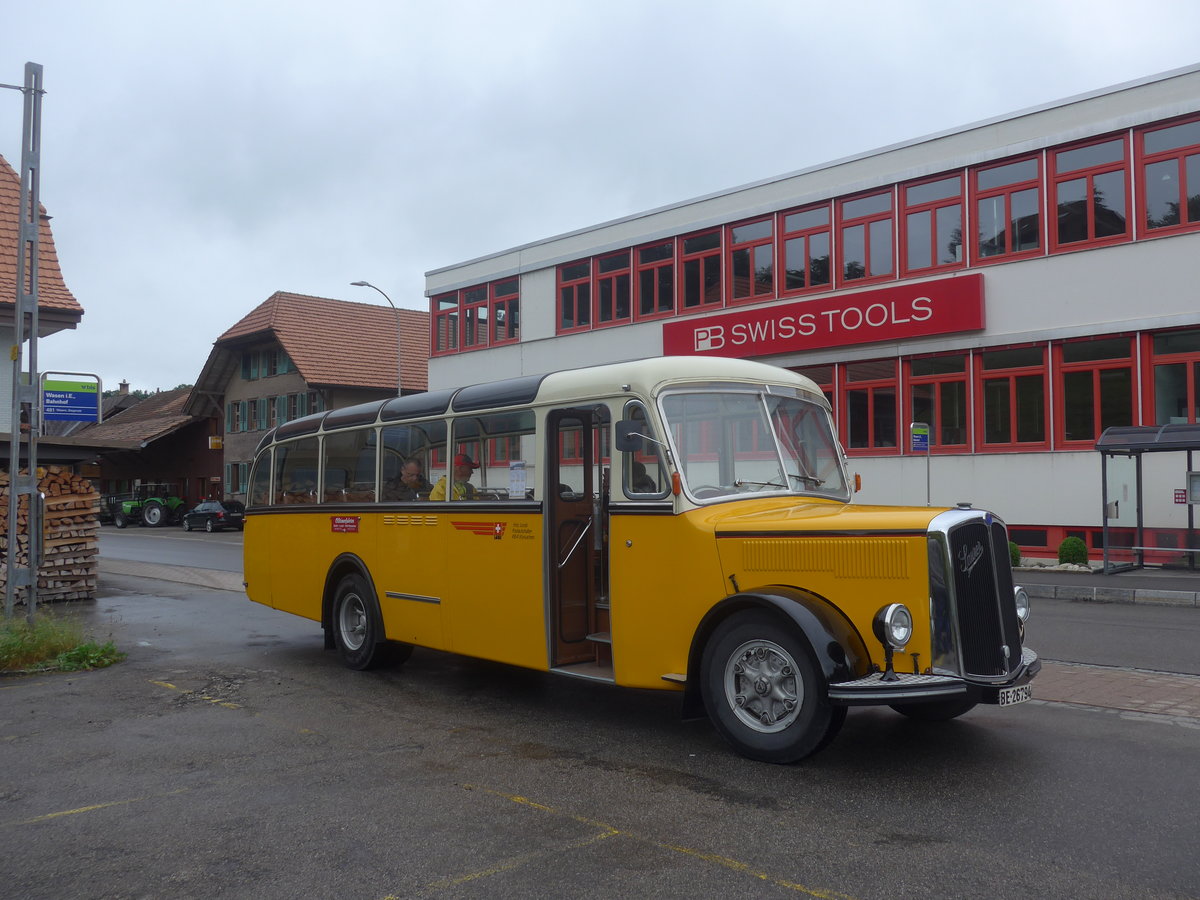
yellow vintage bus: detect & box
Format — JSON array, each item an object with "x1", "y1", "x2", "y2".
[{"x1": 244, "y1": 356, "x2": 1038, "y2": 762}]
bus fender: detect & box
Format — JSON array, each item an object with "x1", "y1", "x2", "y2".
[
  {"x1": 681, "y1": 586, "x2": 872, "y2": 719},
  {"x1": 321, "y1": 553, "x2": 380, "y2": 650}
]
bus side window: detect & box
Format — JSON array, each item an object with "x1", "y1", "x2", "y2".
[{"x1": 621, "y1": 403, "x2": 670, "y2": 499}]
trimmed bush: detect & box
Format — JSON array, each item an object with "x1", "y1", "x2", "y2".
[
  {"x1": 1057, "y1": 536, "x2": 1089, "y2": 566},
  {"x1": 1008, "y1": 541, "x2": 1021, "y2": 567}
]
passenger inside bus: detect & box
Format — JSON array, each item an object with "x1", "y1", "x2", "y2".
[
  {"x1": 384, "y1": 458, "x2": 432, "y2": 501},
  {"x1": 430, "y1": 453, "x2": 478, "y2": 501}
]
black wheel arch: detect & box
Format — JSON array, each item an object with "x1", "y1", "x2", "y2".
[
  {"x1": 321, "y1": 553, "x2": 381, "y2": 651},
  {"x1": 681, "y1": 585, "x2": 872, "y2": 719}
]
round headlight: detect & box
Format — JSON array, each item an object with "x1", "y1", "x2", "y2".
[
  {"x1": 872, "y1": 603, "x2": 913, "y2": 650},
  {"x1": 1013, "y1": 586, "x2": 1031, "y2": 623}
]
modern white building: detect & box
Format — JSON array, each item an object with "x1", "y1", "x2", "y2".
[{"x1": 424, "y1": 65, "x2": 1200, "y2": 561}]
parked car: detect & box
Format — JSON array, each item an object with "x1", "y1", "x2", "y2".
[{"x1": 182, "y1": 500, "x2": 245, "y2": 533}]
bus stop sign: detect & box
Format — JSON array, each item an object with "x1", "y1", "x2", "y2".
[{"x1": 41, "y1": 376, "x2": 101, "y2": 422}]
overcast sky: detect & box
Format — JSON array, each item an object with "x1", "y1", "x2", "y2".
[{"x1": 3, "y1": 0, "x2": 1199, "y2": 392}]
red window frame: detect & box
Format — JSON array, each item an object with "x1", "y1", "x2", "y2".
[
  {"x1": 431, "y1": 291, "x2": 459, "y2": 356},
  {"x1": 679, "y1": 229, "x2": 723, "y2": 312},
  {"x1": 1049, "y1": 134, "x2": 1131, "y2": 252},
  {"x1": 634, "y1": 239, "x2": 675, "y2": 321},
  {"x1": 837, "y1": 189, "x2": 894, "y2": 288},
  {"x1": 840, "y1": 359, "x2": 899, "y2": 455},
  {"x1": 1053, "y1": 337, "x2": 1134, "y2": 446},
  {"x1": 593, "y1": 250, "x2": 632, "y2": 327},
  {"x1": 779, "y1": 203, "x2": 832, "y2": 296},
  {"x1": 490, "y1": 278, "x2": 520, "y2": 345},
  {"x1": 975, "y1": 344, "x2": 1050, "y2": 451},
  {"x1": 461, "y1": 285, "x2": 489, "y2": 350},
  {"x1": 971, "y1": 154, "x2": 1043, "y2": 264},
  {"x1": 1137, "y1": 114, "x2": 1200, "y2": 238},
  {"x1": 906, "y1": 353, "x2": 970, "y2": 453},
  {"x1": 557, "y1": 260, "x2": 592, "y2": 334},
  {"x1": 1143, "y1": 328, "x2": 1200, "y2": 425},
  {"x1": 726, "y1": 216, "x2": 774, "y2": 303},
  {"x1": 900, "y1": 173, "x2": 964, "y2": 276}
]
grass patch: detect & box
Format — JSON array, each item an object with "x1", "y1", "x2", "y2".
[{"x1": 0, "y1": 612, "x2": 126, "y2": 673}]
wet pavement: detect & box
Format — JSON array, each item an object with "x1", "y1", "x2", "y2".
[{"x1": 92, "y1": 559, "x2": 1200, "y2": 725}]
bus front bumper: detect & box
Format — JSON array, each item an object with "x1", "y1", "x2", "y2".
[{"x1": 827, "y1": 647, "x2": 1040, "y2": 707}]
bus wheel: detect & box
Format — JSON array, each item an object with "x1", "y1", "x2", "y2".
[
  {"x1": 700, "y1": 611, "x2": 844, "y2": 763},
  {"x1": 890, "y1": 697, "x2": 977, "y2": 721},
  {"x1": 332, "y1": 574, "x2": 390, "y2": 670}
]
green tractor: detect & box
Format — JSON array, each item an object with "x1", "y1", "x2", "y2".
[{"x1": 111, "y1": 482, "x2": 187, "y2": 528}]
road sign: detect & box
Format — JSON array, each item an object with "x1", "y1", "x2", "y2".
[{"x1": 41, "y1": 374, "x2": 101, "y2": 422}]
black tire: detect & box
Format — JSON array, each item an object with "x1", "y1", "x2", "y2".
[
  {"x1": 142, "y1": 500, "x2": 164, "y2": 527},
  {"x1": 205, "y1": 519, "x2": 215, "y2": 533},
  {"x1": 700, "y1": 610, "x2": 844, "y2": 763},
  {"x1": 331, "y1": 573, "x2": 411, "y2": 670},
  {"x1": 114, "y1": 513, "x2": 128, "y2": 529},
  {"x1": 889, "y1": 697, "x2": 978, "y2": 721}
]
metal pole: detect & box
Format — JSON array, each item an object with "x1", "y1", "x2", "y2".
[
  {"x1": 4, "y1": 63, "x2": 44, "y2": 622},
  {"x1": 350, "y1": 281, "x2": 402, "y2": 396}
]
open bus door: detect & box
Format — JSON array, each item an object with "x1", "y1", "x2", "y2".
[{"x1": 546, "y1": 407, "x2": 611, "y2": 675}]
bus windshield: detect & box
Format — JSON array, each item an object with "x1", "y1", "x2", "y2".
[{"x1": 660, "y1": 388, "x2": 849, "y2": 502}]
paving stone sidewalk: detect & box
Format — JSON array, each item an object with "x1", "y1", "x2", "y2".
[{"x1": 1035, "y1": 660, "x2": 1200, "y2": 720}]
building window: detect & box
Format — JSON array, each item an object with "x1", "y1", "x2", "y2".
[
  {"x1": 972, "y1": 155, "x2": 1042, "y2": 262},
  {"x1": 780, "y1": 204, "x2": 831, "y2": 294},
  {"x1": 1149, "y1": 328, "x2": 1200, "y2": 424},
  {"x1": 462, "y1": 285, "x2": 489, "y2": 350},
  {"x1": 901, "y1": 174, "x2": 963, "y2": 274},
  {"x1": 907, "y1": 354, "x2": 969, "y2": 450},
  {"x1": 594, "y1": 250, "x2": 631, "y2": 326},
  {"x1": 842, "y1": 359, "x2": 898, "y2": 453},
  {"x1": 1139, "y1": 116, "x2": 1200, "y2": 236},
  {"x1": 838, "y1": 190, "x2": 894, "y2": 286},
  {"x1": 433, "y1": 292, "x2": 459, "y2": 355},
  {"x1": 491, "y1": 278, "x2": 520, "y2": 345},
  {"x1": 558, "y1": 260, "x2": 591, "y2": 332},
  {"x1": 1055, "y1": 338, "x2": 1133, "y2": 444},
  {"x1": 977, "y1": 345, "x2": 1048, "y2": 449},
  {"x1": 727, "y1": 217, "x2": 773, "y2": 302},
  {"x1": 634, "y1": 240, "x2": 675, "y2": 320},
  {"x1": 1050, "y1": 135, "x2": 1130, "y2": 251},
  {"x1": 680, "y1": 229, "x2": 722, "y2": 311},
  {"x1": 792, "y1": 364, "x2": 834, "y2": 412}
]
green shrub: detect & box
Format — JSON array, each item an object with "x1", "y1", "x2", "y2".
[
  {"x1": 1057, "y1": 536, "x2": 1089, "y2": 566},
  {"x1": 1008, "y1": 541, "x2": 1021, "y2": 567}
]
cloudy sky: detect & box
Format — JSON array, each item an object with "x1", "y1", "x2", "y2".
[{"x1": 3, "y1": 0, "x2": 1199, "y2": 392}]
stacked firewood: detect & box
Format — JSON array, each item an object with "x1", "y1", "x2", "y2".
[{"x1": 0, "y1": 466, "x2": 99, "y2": 603}]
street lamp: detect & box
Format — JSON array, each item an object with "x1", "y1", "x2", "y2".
[{"x1": 351, "y1": 281, "x2": 403, "y2": 396}]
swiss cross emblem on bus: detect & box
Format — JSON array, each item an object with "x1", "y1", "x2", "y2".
[
  {"x1": 331, "y1": 516, "x2": 360, "y2": 533},
  {"x1": 452, "y1": 521, "x2": 507, "y2": 540}
]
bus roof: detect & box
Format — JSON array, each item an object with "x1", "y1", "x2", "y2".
[{"x1": 259, "y1": 356, "x2": 824, "y2": 444}]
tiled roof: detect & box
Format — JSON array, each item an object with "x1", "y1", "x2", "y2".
[
  {"x1": 217, "y1": 291, "x2": 428, "y2": 392},
  {"x1": 0, "y1": 153, "x2": 82, "y2": 317},
  {"x1": 71, "y1": 388, "x2": 196, "y2": 445}
]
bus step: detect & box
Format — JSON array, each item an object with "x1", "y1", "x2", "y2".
[{"x1": 585, "y1": 631, "x2": 611, "y2": 645}]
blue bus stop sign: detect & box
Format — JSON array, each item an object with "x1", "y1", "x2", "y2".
[{"x1": 42, "y1": 377, "x2": 100, "y2": 422}]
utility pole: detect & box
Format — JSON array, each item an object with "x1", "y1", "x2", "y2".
[{"x1": 3, "y1": 63, "x2": 45, "y2": 622}]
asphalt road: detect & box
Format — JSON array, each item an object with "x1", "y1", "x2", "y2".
[
  {"x1": 98, "y1": 524, "x2": 243, "y2": 572},
  {"x1": 2, "y1": 574, "x2": 1199, "y2": 899}
]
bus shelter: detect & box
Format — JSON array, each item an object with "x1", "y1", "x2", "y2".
[{"x1": 1096, "y1": 424, "x2": 1200, "y2": 573}]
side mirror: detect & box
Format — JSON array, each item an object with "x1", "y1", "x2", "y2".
[{"x1": 615, "y1": 420, "x2": 646, "y2": 453}]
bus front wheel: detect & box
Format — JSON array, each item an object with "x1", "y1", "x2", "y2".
[
  {"x1": 332, "y1": 574, "x2": 403, "y2": 670},
  {"x1": 700, "y1": 611, "x2": 845, "y2": 763}
]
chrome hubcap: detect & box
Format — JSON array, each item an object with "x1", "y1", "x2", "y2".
[
  {"x1": 338, "y1": 594, "x2": 368, "y2": 651},
  {"x1": 724, "y1": 639, "x2": 802, "y2": 733}
]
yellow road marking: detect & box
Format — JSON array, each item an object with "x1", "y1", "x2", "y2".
[
  {"x1": 413, "y1": 784, "x2": 858, "y2": 900},
  {"x1": 6, "y1": 789, "x2": 189, "y2": 827}
]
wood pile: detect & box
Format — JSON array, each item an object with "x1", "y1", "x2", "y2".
[{"x1": 0, "y1": 466, "x2": 99, "y2": 603}]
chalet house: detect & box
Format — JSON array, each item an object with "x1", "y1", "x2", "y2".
[
  {"x1": 185, "y1": 291, "x2": 428, "y2": 500},
  {"x1": 0, "y1": 152, "x2": 86, "y2": 464}
]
